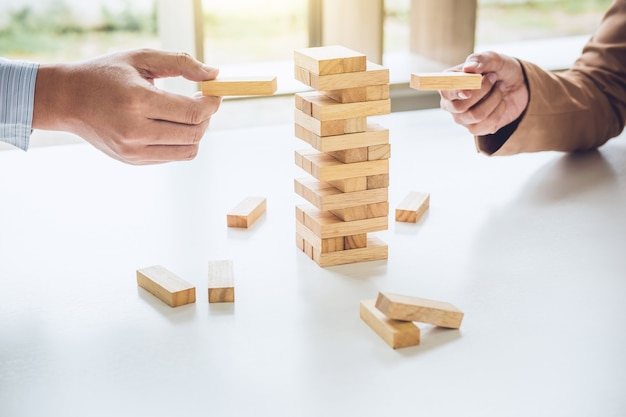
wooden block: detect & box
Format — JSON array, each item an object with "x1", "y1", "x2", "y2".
[
  {"x1": 314, "y1": 236, "x2": 388, "y2": 266},
  {"x1": 294, "y1": 124, "x2": 389, "y2": 153},
  {"x1": 360, "y1": 299, "x2": 420, "y2": 349},
  {"x1": 297, "y1": 224, "x2": 388, "y2": 267},
  {"x1": 201, "y1": 76, "x2": 278, "y2": 96},
  {"x1": 375, "y1": 292, "x2": 464, "y2": 329},
  {"x1": 345, "y1": 233, "x2": 367, "y2": 249},
  {"x1": 331, "y1": 201, "x2": 388, "y2": 221},
  {"x1": 295, "y1": 109, "x2": 367, "y2": 137},
  {"x1": 227, "y1": 196, "x2": 266, "y2": 228},
  {"x1": 322, "y1": 84, "x2": 389, "y2": 103},
  {"x1": 295, "y1": 62, "x2": 389, "y2": 90},
  {"x1": 395, "y1": 192, "x2": 430, "y2": 223},
  {"x1": 328, "y1": 177, "x2": 368, "y2": 193},
  {"x1": 294, "y1": 149, "x2": 389, "y2": 182},
  {"x1": 327, "y1": 147, "x2": 368, "y2": 163},
  {"x1": 136, "y1": 265, "x2": 196, "y2": 307},
  {"x1": 294, "y1": 178, "x2": 388, "y2": 211},
  {"x1": 367, "y1": 173, "x2": 389, "y2": 189},
  {"x1": 295, "y1": 91, "x2": 390, "y2": 121},
  {"x1": 294, "y1": 45, "x2": 366, "y2": 75},
  {"x1": 296, "y1": 204, "x2": 387, "y2": 239},
  {"x1": 296, "y1": 219, "x2": 345, "y2": 254},
  {"x1": 208, "y1": 260, "x2": 234, "y2": 303},
  {"x1": 368, "y1": 144, "x2": 391, "y2": 160},
  {"x1": 410, "y1": 72, "x2": 482, "y2": 91}
]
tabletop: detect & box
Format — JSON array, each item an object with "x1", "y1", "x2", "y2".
[{"x1": 1, "y1": 109, "x2": 625, "y2": 417}]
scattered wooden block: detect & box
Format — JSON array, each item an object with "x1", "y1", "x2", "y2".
[
  {"x1": 360, "y1": 299, "x2": 421, "y2": 349},
  {"x1": 294, "y1": 45, "x2": 366, "y2": 75},
  {"x1": 295, "y1": 149, "x2": 389, "y2": 182},
  {"x1": 410, "y1": 72, "x2": 482, "y2": 91},
  {"x1": 227, "y1": 196, "x2": 266, "y2": 228},
  {"x1": 208, "y1": 260, "x2": 235, "y2": 303},
  {"x1": 295, "y1": 123, "x2": 389, "y2": 153},
  {"x1": 136, "y1": 265, "x2": 196, "y2": 307},
  {"x1": 375, "y1": 292, "x2": 464, "y2": 329},
  {"x1": 395, "y1": 192, "x2": 430, "y2": 223},
  {"x1": 294, "y1": 177, "x2": 388, "y2": 211},
  {"x1": 295, "y1": 62, "x2": 389, "y2": 90},
  {"x1": 201, "y1": 76, "x2": 278, "y2": 96}
]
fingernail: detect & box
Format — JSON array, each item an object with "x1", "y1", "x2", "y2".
[
  {"x1": 463, "y1": 60, "x2": 480, "y2": 70},
  {"x1": 203, "y1": 65, "x2": 218, "y2": 73},
  {"x1": 458, "y1": 91, "x2": 469, "y2": 100}
]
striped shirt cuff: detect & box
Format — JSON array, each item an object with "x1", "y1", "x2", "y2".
[{"x1": 0, "y1": 58, "x2": 39, "y2": 151}]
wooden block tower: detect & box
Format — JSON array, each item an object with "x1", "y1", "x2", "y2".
[{"x1": 293, "y1": 45, "x2": 391, "y2": 267}]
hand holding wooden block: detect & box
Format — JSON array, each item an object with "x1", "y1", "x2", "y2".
[
  {"x1": 410, "y1": 72, "x2": 482, "y2": 91},
  {"x1": 201, "y1": 76, "x2": 278, "y2": 96}
]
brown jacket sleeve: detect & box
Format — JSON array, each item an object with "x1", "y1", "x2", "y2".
[{"x1": 476, "y1": 0, "x2": 626, "y2": 155}]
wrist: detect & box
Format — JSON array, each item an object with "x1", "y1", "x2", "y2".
[{"x1": 32, "y1": 63, "x2": 75, "y2": 132}]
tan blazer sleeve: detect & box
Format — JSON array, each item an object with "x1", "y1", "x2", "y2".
[{"x1": 476, "y1": 0, "x2": 626, "y2": 156}]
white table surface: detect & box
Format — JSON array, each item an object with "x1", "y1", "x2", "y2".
[{"x1": 1, "y1": 109, "x2": 625, "y2": 417}]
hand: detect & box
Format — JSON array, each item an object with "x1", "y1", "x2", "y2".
[
  {"x1": 32, "y1": 49, "x2": 221, "y2": 165},
  {"x1": 439, "y1": 51, "x2": 529, "y2": 136}
]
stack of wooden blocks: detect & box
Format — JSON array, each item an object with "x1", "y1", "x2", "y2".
[{"x1": 293, "y1": 45, "x2": 392, "y2": 267}]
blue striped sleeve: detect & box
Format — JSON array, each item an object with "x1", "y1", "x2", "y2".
[{"x1": 0, "y1": 58, "x2": 39, "y2": 151}]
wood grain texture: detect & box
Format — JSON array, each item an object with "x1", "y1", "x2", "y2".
[
  {"x1": 294, "y1": 177, "x2": 388, "y2": 211},
  {"x1": 360, "y1": 299, "x2": 421, "y2": 349},
  {"x1": 227, "y1": 197, "x2": 266, "y2": 228},
  {"x1": 294, "y1": 123, "x2": 389, "y2": 153},
  {"x1": 208, "y1": 260, "x2": 234, "y2": 303},
  {"x1": 295, "y1": 62, "x2": 389, "y2": 90},
  {"x1": 330, "y1": 201, "x2": 388, "y2": 221},
  {"x1": 295, "y1": 109, "x2": 367, "y2": 137},
  {"x1": 201, "y1": 76, "x2": 278, "y2": 96},
  {"x1": 322, "y1": 84, "x2": 389, "y2": 103},
  {"x1": 296, "y1": 204, "x2": 387, "y2": 239},
  {"x1": 375, "y1": 292, "x2": 464, "y2": 329},
  {"x1": 395, "y1": 192, "x2": 429, "y2": 223},
  {"x1": 294, "y1": 149, "x2": 389, "y2": 182},
  {"x1": 136, "y1": 265, "x2": 196, "y2": 307},
  {"x1": 294, "y1": 45, "x2": 366, "y2": 75},
  {"x1": 295, "y1": 91, "x2": 390, "y2": 121},
  {"x1": 410, "y1": 72, "x2": 482, "y2": 91}
]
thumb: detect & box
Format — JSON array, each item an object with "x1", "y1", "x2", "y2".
[{"x1": 137, "y1": 50, "x2": 219, "y2": 82}]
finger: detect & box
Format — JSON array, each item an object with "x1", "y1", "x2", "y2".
[
  {"x1": 135, "y1": 49, "x2": 219, "y2": 82},
  {"x1": 440, "y1": 74, "x2": 497, "y2": 113},
  {"x1": 456, "y1": 84, "x2": 504, "y2": 126},
  {"x1": 141, "y1": 117, "x2": 211, "y2": 146},
  {"x1": 466, "y1": 98, "x2": 509, "y2": 136},
  {"x1": 461, "y1": 51, "x2": 506, "y2": 75},
  {"x1": 143, "y1": 89, "x2": 221, "y2": 126}
]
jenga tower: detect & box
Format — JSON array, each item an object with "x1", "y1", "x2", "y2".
[{"x1": 293, "y1": 45, "x2": 391, "y2": 267}]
